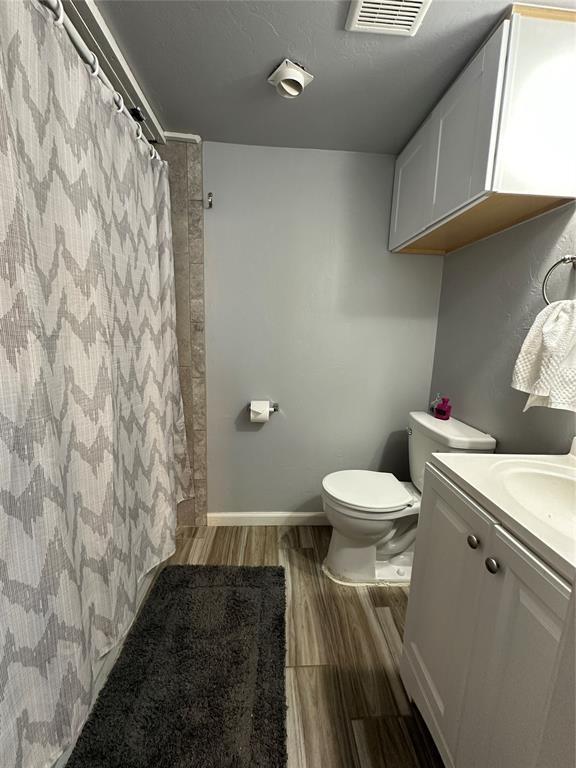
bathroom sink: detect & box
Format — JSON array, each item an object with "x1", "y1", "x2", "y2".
[
  {"x1": 492, "y1": 459, "x2": 576, "y2": 538},
  {"x1": 430, "y1": 439, "x2": 576, "y2": 582}
]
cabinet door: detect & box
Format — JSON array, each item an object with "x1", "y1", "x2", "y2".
[
  {"x1": 430, "y1": 21, "x2": 509, "y2": 223},
  {"x1": 537, "y1": 589, "x2": 576, "y2": 768},
  {"x1": 400, "y1": 466, "x2": 495, "y2": 767},
  {"x1": 457, "y1": 525, "x2": 571, "y2": 768},
  {"x1": 388, "y1": 119, "x2": 434, "y2": 250}
]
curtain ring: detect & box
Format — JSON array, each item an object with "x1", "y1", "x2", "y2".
[
  {"x1": 113, "y1": 92, "x2": 124, "y2": 113},
  {"x1": 89, "y1": 52, "x2": 100, "y2": 78},
  {"x1": 52, "y1": 0, "x2": 65, "y2": 26},
  {"x1": 135, "y1": 124, "x2": 143, "y2": 141},
  {"x1": 149, "y1": 146, "x2": 157, "y2": 161}
]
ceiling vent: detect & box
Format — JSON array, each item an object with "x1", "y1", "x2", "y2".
[{"x1": 345, "y1": 0, "x2": 433, "y2": 36}]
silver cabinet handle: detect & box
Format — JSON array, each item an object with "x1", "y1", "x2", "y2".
[
  {"x1": 485, "y1": 557, "x2": 500, "y2": 574},
  {"x1": 467, "y1": 534, "x2": 480, "y2": 550}
]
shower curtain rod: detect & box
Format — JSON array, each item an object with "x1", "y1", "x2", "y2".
[{"x1": 39, "y1": 0, "x2": 159, "y2": 158}]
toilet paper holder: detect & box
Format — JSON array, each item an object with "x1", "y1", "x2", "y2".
[{"x1": 246, "y1": 401, "x2": 279, "y2": 415}]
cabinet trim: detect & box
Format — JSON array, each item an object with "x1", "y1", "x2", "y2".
[
  {"x1": 510, "y1": 4, "x2": 576, "y2": 23},
  {"x1": 397, "y1": 192, "x2": 573, "y2": 254}
]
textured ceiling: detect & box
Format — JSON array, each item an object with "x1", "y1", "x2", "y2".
[{"x1": 97, "y1": 0, "x2": 576, "y2": 153}]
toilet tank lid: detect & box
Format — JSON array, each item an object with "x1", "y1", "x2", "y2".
[{"x1": 409, "y1": 411, "x2": 496, "y2": 450}]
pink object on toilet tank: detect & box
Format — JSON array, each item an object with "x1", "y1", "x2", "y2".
[{"x1": 434, "y1": 397, "x2": 452, "y2": 420}]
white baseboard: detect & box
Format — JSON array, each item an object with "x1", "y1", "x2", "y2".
[{"x1": 207, "y1": 511, "x2": 328, "y2": 526}]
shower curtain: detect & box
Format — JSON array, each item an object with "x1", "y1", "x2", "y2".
[{"x1": 0, "y1": 2, "x2": 191, "y2": 766}]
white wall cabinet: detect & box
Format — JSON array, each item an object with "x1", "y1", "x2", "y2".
[
  {"x1": 389, "y1": 6, "x2": 576, "y2": 254},
  {"x1": 401, "y1": 465, "x2": 572, "y2": 768}
]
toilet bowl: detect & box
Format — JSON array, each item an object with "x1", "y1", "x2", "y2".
[
  {"x1": 322, "y1": 470, "x2": 420, "y2": 584},
  {"x1": 321, "y1": 411, "x2": 497, "y2": 585}
]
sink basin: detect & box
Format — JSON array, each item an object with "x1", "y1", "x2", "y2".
[
  {"x1": 492, "y1": 460, "x2": 576, "y2": 538},
  {"x1": 430, "y1": 439, "x2": 576, "y2": 582}
]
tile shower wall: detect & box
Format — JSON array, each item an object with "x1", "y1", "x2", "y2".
[{"x1": 159, "y1": 140, "x2": 207, "y2": 524}]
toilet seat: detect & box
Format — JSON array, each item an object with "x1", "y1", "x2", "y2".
[
  {"x1": 323, "y1": 494, "x2": 420, "y2": 522},
  {"x1": 321, "y1": 470, "x2": 417, "y2": 520}
]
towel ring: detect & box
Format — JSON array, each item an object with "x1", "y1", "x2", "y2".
[{"x1": 542, "y1": 255, "x2": 576, "y2": 305}]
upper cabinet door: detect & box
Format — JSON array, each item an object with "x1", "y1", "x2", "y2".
[
  {"x1": 430, "y1": 22, "x2": 509, "y2": 223},
  {"x1": 388, "y1": 119, "x2": 435, "y2": 250},
  {"x1": 457, "y1": 524, "x2": 571, "y2": 768}
]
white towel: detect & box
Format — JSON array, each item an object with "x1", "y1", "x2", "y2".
[{"x1": 512, "y1": 300, "x2": 576, "y2": 412}]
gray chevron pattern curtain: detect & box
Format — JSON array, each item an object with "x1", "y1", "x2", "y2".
[{"x1": 0, "y1": 2, "x2": 191, "y2": 766}]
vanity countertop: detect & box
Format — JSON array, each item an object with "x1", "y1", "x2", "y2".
[{"x1": 430, "y1": 442, "x2": 576, "y2": 585}]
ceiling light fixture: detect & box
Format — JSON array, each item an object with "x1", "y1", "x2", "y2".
[{"x1": 267, "y1": 59, "x2": 314, "y2": 99}]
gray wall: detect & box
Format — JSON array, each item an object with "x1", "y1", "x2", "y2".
[
  {"x1": 430, "y1": 203, "x2": 576, "y2": 455},
  {"x1": 203, "y1": 142, "x2": 443, "y2": 513}
]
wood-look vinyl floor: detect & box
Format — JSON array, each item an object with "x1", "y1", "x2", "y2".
[{"x1": 171, "y1": 525, "x2": 444, "y2": 768}]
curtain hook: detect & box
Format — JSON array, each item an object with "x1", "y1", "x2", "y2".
[
  {"x1": 135, "y1": 124, "x2": 143, "y2": 141},
  {"x1": 52, "y1": 0, "x2": 65, "y2": 26},
  {"x1": 89, "y1": 52, "x2": 100, "y2": 78},
  {"x1": 113, "y1": 92, "x2": 124, "y2": 113}
]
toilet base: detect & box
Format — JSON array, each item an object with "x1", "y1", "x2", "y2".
[
  {"x1": 375, "y1": 549, "x2": 413, "y2": 583},
  {"x1": 322, "y1": 546, "x2": 414, "y2": 586}
]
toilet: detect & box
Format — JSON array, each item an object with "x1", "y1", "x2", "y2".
[{"x1": 322, "y1": 411, "x2": 496, "y2": 584}]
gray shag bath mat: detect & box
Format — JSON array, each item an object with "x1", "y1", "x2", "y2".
[{"x1": 67, "y1": 565, "x2": 286, "y2": 768}]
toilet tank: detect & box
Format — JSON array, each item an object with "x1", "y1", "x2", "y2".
[{"x1": 408, "y1": 411, "x2": 496, "y2": 492}]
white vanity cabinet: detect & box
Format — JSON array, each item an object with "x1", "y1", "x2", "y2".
[
  {"x1": 401, "y1": 465, "x2": 572, "y2": 768},
  {"x1": 389, "y1": 5, "x2": 576, "y2": 254}
]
